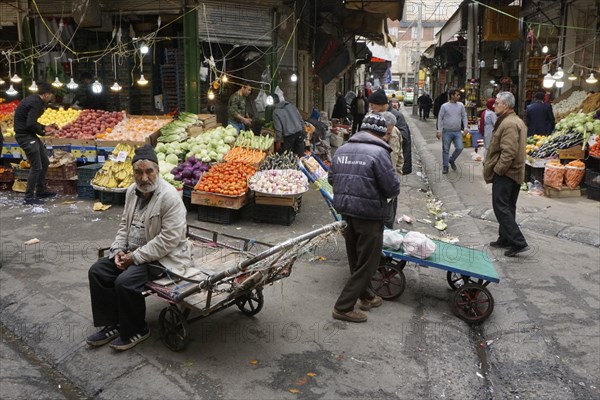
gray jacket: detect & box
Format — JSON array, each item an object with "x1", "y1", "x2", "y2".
[
  {"x1": 110, "y1": 177, "x2": 192, "y2": 275},
  {"x1": 272, "y1": 101, "x2": 305, "y2": 141},
  {"x1": 328, "y1": 131, "x2": 400, "y2": 220}
]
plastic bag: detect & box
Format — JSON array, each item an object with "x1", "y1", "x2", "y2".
[
  {"x1": 255, "y1": 90, "x2": 267, "y2": 113},
  {"x1": 383, "y1": 229, "x2": 404, "y2": 250},
  {"x1": 274, "y1": 86, "x2": 285, "y2": 102},
  {"x1": 402, "y1": 231, "x2": 436, "y2": 259},
  {"x1": 528, "y1": 180, "x2": 544, "y2": 195},
  {"x1": 564, "y1": 166, "x2": 585, "y2": 189},
  {"x1": 544, "y1": 163, "x2": 565, "y2": 190}
]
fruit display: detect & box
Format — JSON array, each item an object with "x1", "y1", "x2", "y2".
[
  {"x1": 170, "y1": 156, "x2": 211, "y2": 187},
  {"x1": 526, "y1": 134, "x2": 548, "y2": 155},
  {"x1": 234, "y1": 130, "x2": 275, "y2": 151},
  {"x1": 157, "y1": 112, "x2": 199, "y2": 143},
  {"x1": 97, "y1": 116, "x2": 170, "y2": 142},
  {"x1": 260, "y1": 151, "x2": 299, "y2": 170},
  {"x1": 38, "y1": 107, "x2": 81, "y2": 128},
  {"x1": 0, "y1": 100, "x2": 18, "y2": 133},
  {"x1": 91, "y1": 143, "x2": 135, "y2": 189},
  {"x1": 529, "y1": 112, "x2": 599, "y2": 158},
  {"x1": 223, "y1": 147, "x2": 266, "y2": 165},
  {"x1": 194, "y1": 162, "x2": 256, "y2": 196},
  {"x1": 590, "y1": 136, "x2": 600, "y2": 158},
  {"x1": 2, "y1": 127, "x2": 15, "y2": 137},
  {"x1": 248, "y1": 169, "x2": 309, "y2": 195},
  {"x1": 54, "y1": 110, "x2": 125, "y2": 139}
]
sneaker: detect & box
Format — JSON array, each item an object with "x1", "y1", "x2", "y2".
[
  {"x1": 23, "y1": 197, "x2": 44, "y2": 205},
  {"x1": 358, "y1": 295, "x2": 383, "y2": 311},
  {"x1": 442, "y1": 167, "x2": 449, "y2": 174},
  {"x1": 489, "y1": 240, "x2": 510, "y2": 248},
  {"x1": 86, "y1": 326, "x2": 120, "y2": 347},
  {"x1": 37, "y1": 191, "x2": 57, "y2": 199},
  {"x1": 449, "y1": 160, "x2": 457, "y2": 171},
  {"x1": 504, "y1": 245, "x2": 530, "y2": 257},
  {"x1": 332, "y1": 309, "x2": 367, "y2": 323},
  {"x1": 109, "y1": 327, "x2": 151, "y2": 351}
]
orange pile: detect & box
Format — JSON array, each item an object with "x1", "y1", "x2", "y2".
[{"x1": 194, "y1": 162, "x2": 256, "y2": 196}]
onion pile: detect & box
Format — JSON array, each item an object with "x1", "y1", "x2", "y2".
[{"x1": 249, "y1": 169, "x2": 308, "y2": 195}]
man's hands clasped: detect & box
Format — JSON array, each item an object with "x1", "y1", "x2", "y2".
[{"x1": 115, "y1": 251, "x2": 135, "y2": 270}]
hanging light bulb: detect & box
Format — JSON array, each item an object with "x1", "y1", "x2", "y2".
[
  {"x1": 92, "y1": 79, "x2": 103, "y2": 93},
  {"x1": 66, "y1": 58, "x2": 78, "y2": 90},
  {"x1": 137, "y1": 74, "x2": 148, "y2": 85},
  {"x1": 207, "y1": 90, "x2": 215, "y2": 100},
  {"x1": 222, "y1": 74, "x2": 228, "y2": 83},
  {"x1": 266, "y1": 95, "x2": 274, "y2": 105},
  {"x1": 6, "y1": 84, "x2": 18, "y2": 96},
  {"x1": 140, "y1": 43, "x2": 149, "y2": 55},
  {"x1": 553, "y1": 67, "x2": 564, "y2": 79},
  {"x1": 542, "y1": 73, "x2": 555, "y2": 88},
  {"x1": 66, "y1": 77, "x2": 79, "y2": 90},
  {"x1": 29, "y1": 81, "x2": 38, "y2": 92},
  {"x1": 542, "y1": 45, "x2": 548, "y2": 54},
  {"x1": 110, "y1": 82, "x2": 122, "y2": 91},
  {"x1": 52, "y1": 76, "x2": 63, "y2": 88},
  {"x1": 555, "y1": 80, "x2": 564, "y2": 88},
  {"x1": 10, "y1": 74, "x2": 22, "y2": 83},
  {"x1": 0, "y1": 77, "x2": 5, "y2": 85},
  {"x1": 290, "y1": 73, "x2": 298, "y2": 82},
  {"x1": 110, "y1": 54, "x2": 121, "y2": 91},
  {"x1": 493, "y1": 58, "x2": 498, "y2": 70},
  {"x1": 586, "y1": 72, "x2": 598, "y2": 84},
  {"x1": 479, "y1": 60, "x2": 485, "y2": 68}
]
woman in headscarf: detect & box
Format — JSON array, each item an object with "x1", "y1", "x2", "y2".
[{"x1": 481, "y1": 98, "x2": 498, "y2": 159}]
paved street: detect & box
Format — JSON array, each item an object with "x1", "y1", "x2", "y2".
[{"x1": 0, "y1": 107, "x2": 599, "y2": 399}]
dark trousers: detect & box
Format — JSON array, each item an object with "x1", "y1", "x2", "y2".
[
  {"x1": 335, "y1": 216, "x2": 384, "y2": 312},
  {"x1": 351, "y1": 114, "x2": 366, "y2": 135},
  {"x1": 16, "y1": 135, "x2": 49, "y2": 199},
  {"x1": 88, "y1": 257, "x2": 163, "y2": 339},
  {"x1": 492, "y1": 175, "x2": 528, "y2": 248},
  {"x1": 384, "y1": 196, "x2": 398, "y2": 230},
  {"x1": 282, "y1": 131, "x2": 307, "y2": 157}
]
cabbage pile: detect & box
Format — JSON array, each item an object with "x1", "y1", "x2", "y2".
[
  {"x1": 185, "y1": 125, "x2": 237, "y2": 163},
  {"x1": 170, "y1": 156, "x2": 211, "y2": 187}
]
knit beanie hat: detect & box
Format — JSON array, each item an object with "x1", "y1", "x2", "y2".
[
  {"x1": 360, "y1": 113, "x2": 388, "y2": 136},
  {"x1": 368, "y1": 89, "x2": 389, "y2": 105},
  {"x1": 132, "y1": 144, "x2": 159, "y2": 165}
]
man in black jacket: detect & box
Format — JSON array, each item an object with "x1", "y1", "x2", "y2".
[
  {"x1": 525, "y1": 91, "x2": 555, "y2": 136},
  {"x1": 14, "y1": 82, "x2": 58, "y2": 205},
  {"x1": 328, "y1": 113, "x2": 400, "y2": 323}
]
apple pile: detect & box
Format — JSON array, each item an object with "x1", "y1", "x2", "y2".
[{"x1": 54, "y1": 110, "x2": 125, "y2": 139}]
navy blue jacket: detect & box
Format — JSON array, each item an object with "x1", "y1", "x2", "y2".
[
  {"x1": 525, "y1": 100, "x2": 555, "y2": 136},
  {"x1": 328, "y1": 131, "x2": 400, "y2": 220}
]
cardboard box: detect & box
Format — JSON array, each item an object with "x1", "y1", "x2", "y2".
[
  {"x1": 1, "y1": 141, "x2": 25, "y2": 159},
  {"x1": 191, "y1": 190, "x2": 249, "y2": 209},
  {"x1": 558, "y1": 146, "x2": 585, "y2": 160},
  {"x1": 526, "y1": 157, "x2": 550, "y2": 168},
  {"x1": 255, "y1": 193, "x2": 301, "y2": 207},
  {"x1": 543, "y1": 185, "x2": 581, "y2": 198},
  {"x1": 188, "y1": 126, "x2": 204, "y2": 138}
]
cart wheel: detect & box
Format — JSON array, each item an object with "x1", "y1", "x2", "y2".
[
  {"x1": 452, "y1": 283, "x2": 494, "y2": 324},
  {"x1": 236, "y1": 288, "x2": 264, "y2": 316},
  {"x1": 446, "y1": 272, "x2": 485, "y2": 290},
  {"x1": 158, "y1": 306, "x2": 189, "y2": 351},
  {"x1": 372, "y1": 262, "x2": 406, "y2": 300}
]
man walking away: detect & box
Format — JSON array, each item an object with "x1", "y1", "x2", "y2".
[
  {"x1": 483, "y1": 92, "x2": 529, "y2": 257},
  {"x1": 525, "y1": 91, "x2": 555, "y2": 137},
  {"x1": 328, "y1": 113, "x2": 400, "y2": 323},
  {"x1": 436, "y1": 88, "x2": 469, "y2": 174},
  {"x1": 350, "y1": 90, "x2": 368, "y2": 136}
]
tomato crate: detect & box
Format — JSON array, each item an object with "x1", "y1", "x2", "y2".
[
  {"x1": 197, "y1": 204, "x2": 245, "y2": 225},
  {"x1": 47, "y1": 163, "x2": 77, "y2": 180},
  {"x1": 252, "y1": 203, "x2": 297, "y2": 226},
  {"x1": 77, "y1": 164, "x2": 103, "y2": 185},
  {"x1": 46, "y1": 178, "x2": 78, "y2": 196},
  {"x1": 97, "y1": 190, "x2": 126, "y2": 205}
]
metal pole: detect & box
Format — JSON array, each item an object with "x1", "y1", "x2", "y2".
[{"x1": 412, "y1": 3, "x2": 421, "y2": 115}]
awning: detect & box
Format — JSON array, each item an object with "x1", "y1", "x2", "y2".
[
  {"x1": 435, "y1": 6, "x2": 464, "y2": 46},
  {"x1": 342, "y1": 9, "x2": 395, "y2": 47},
  {"x1": 314, "y1": 30, "x2": 353, "y2": 84},
  {"x1": 344, "y1": 1, "x2": 404, "y2": 21},
  {"x1": 423, "y1": 44, "x2": 436, "y2": 59},
  {"x1": 367, "y1": 43, "x2": 395, "y2": 62}
]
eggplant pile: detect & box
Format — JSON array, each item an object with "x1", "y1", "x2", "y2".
[
  {"x1": 529, "y1": 131, "x2": 583, "y2": 158},
  {"x1": 260, "y1": 151, "x2": 299, "y2": 170}
]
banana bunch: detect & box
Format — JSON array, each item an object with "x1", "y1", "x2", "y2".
[{"x1": 92, "y1": 143, "x2": 137, "y2": 189}]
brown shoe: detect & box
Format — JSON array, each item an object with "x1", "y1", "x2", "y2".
[
  {"x1": 359, "y1": 295, "x2": 383, "y2": 311},
  {"x1": 332, "y1": 309, "x2": 367, "y2": 323}
]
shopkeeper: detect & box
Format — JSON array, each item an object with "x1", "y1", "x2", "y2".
[{"x1": 228, "y1": 84, "x2": 253, "y2": 133}]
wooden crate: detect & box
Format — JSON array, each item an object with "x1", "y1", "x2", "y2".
[
  {"x1": 543, "y1": 185, "x2": 581, "y2": 198},
  {"x1": 558, "y1": 146, "x2": 585, "y2": 160},
  {"x1": 191, "y1": 190, "x2": 249, "y2": 209},
  {"x1": 47, "y1": 163, "x2": 78, "y2": 180},
  {"x1": 255, "y1": 193, "x2": 301, "y2": 207}
]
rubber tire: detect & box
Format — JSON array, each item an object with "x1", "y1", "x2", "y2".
[
  {"x1": 236, "y1": 288, "x2": 264, "y2": 316},
  {"x1": 371, "y1": 262, "x2": 407, "y2": 300},
  {"x1": 158, "y1": 306, "x2": 190, "y2": 351},
  {"x1": 446, "y1": 272, "x2": 485, "y2": 290},
  {"x1": 451, "y1": 283, "x2": 495, "y2": 324}
]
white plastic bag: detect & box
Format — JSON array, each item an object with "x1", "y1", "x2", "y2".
[
  {"x1": 255, "y1": 90, "x2": 267, "y2": 113},
  {"x1": 274, "y1": 86, "x2": 285, "y2": 102},
  {"x1": 383, "y1": 229, "x2": 404, "y2": 250},
  {"x1": 402, "y1": 231, "x2": 436, "y2": 259}
]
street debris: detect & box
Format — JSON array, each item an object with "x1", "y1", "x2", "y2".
[
  {"x1": 93, "y1": 202, "x2": 111, "y2": 211},
  {"x1": 24, "y1": 238, "x2": 40, "y2": 245}
]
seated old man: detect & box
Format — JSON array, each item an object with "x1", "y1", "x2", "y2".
[{"x1": 86, "y1": 144, "x2": 192, "y2": 351}]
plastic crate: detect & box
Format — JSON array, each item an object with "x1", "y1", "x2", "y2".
[
  {"x1": 0, "y1": 181, "x2": 12, "y2": 191},
  {"x1": 252, "y1": 203, "x2": 297, "y2": 226},
  {"x1": 97, "y1": 190, "x2": 126, "y2": 205},
  {"x1": 47, "y1": 163, "x2": 77, "y2": 180},
  {"x1": 197, "y1": 204, "x2": 242, "y2": 225},
  {"x1": 77, "y1": 164, "x2": 103, "y2": 185},
  {"x1": 587, "y1": 186, "x2": 600, "y2": 201},
  {"x1": 584, "y1": 169, "x2": 600, "y2": 187},
  {"x1": 182, "y1": 186, "x2": 194, "y2": 211},
  {"x1": 77, "y1": 184, "x2": 97, "y2": 199},
  {"x1": 0, "y1": 167, "x2": 14, "y2": 183},
  {"x1": 13, "y1": 167, "x2": 29, "y2": 181},
  {"x1": 46, "y1": 178, "x2": 78, "y2": 196}
]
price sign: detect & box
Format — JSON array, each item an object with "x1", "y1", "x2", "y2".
[{"x1": 116, "y1": 151, "x2": 128, "y2": 162}]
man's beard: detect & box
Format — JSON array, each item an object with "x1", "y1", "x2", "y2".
[{"x1": 137, "y1": 180, "x2": 158, "y2": 193}]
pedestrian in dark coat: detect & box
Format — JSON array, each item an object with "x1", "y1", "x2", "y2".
[
  {"x1": 525, "y1": 91, "x2": 555, "y2": 136},
  {"x1": 350, "y1": 90, "x2": 369, "y2": 136},
  {"x1": 331, "y1": 91, "x2": 347, "y2": 120}
]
